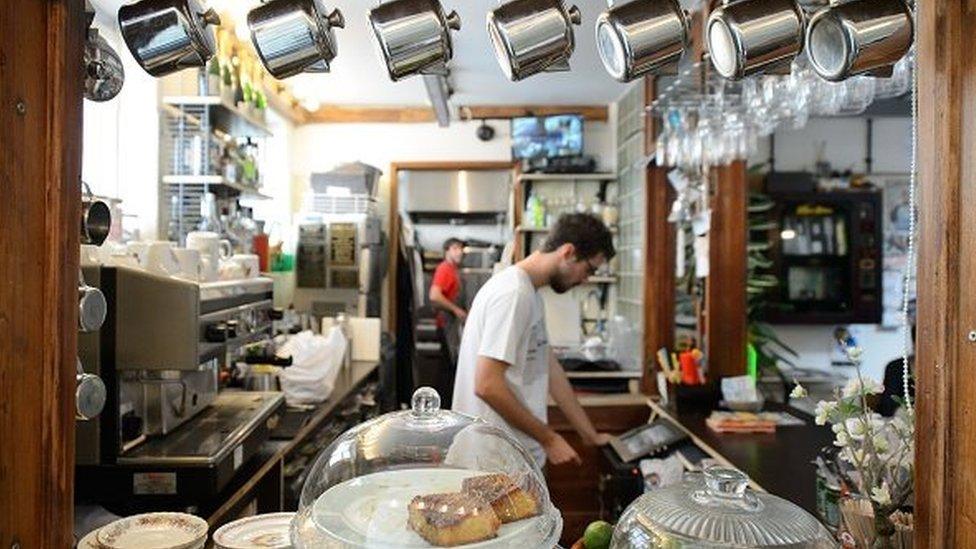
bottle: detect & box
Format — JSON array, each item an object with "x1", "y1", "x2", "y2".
[{"x1": 526, "y1": 194, "x2": 539, "y2": 228}]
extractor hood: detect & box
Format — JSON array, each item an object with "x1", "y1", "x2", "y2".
[{"x1": 400, "y1": 169, "x2": 511, "y2": 215}]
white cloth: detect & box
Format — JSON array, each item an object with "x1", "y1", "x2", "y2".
[{"x1": 452, "y1": 266, "x2": 550, "y2": 466}]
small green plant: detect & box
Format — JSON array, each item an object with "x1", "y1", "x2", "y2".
[{"x1": 746, "y1": 174, "x2": 798, "y2": 390}]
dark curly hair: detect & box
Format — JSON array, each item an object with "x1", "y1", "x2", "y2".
[{"x1": 542, "y1": 213, "x2": 616, "y2": 260}]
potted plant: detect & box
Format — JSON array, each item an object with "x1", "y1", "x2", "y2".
[{"x1": 793, "y1": 346, "x2": 914, "y2": 548}]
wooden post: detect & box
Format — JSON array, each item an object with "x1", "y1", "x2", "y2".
[
  {"x1": 914, "y1": 1, "x2": 976, "y2": 546},
  {"x1": 0, "y1": 0, "x2": 84, "y2": 546},
  {"x1": 705, "y1": 162, "x2": 748, "y2": 379},
  {"x1": 642, "y1": 77, "x2": 676, "y2": 394}
]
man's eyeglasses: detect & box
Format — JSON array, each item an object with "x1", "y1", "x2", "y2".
[{"x1": 578, "y1": 257, "x2": 600, "y2": 276}]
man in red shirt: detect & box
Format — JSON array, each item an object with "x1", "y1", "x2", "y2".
[{"x1": 429, "y1": 238, "x2": 466, "y2": 404}]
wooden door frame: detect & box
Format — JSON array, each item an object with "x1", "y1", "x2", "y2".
[
  {"x1": 385, "y1": 161, "x2": 518, "y2": 337},
  {"x1": 0, "y1": 0, "x2": 85, "y2": 546},
  {"x1": 914, "y1": 1, "x2": 976, "y2": 546}
]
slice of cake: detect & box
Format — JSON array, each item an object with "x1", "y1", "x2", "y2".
[
  {"x1": 407, "y1": 492, "x2": 501, "y2": 546},
  {"x1": 461, "y1": 473, "x2": 541, "y2": 523}
]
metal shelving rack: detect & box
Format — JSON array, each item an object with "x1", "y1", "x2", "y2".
[{"x1": 159, "y1": 95, "x2": 272, "y2": 244}]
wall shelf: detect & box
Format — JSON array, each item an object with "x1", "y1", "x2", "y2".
[
  {"x1": 162, "y1": 96, "x2": 273, "y2": 138},
  {"x1": 518, "y1": 172, "x2": 617, "y2": 182},
  {"x1": 162, "y1": 175, "x2": 271, "y2": 200},
  {"x1": 517, "y1": 225, "x2": 618, "y2": 234},
  {"x1": 564, "y1": 370, "x2": 643, "y2": 380}
]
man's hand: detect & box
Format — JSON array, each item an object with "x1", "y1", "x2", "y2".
[
  {"x1": 543, "y1": 432, "x2": 581, "y2": 465},
  {"x1": 455, "y1": 308, "x2": 468, "y2": 323},
  {"x1": 585, "y1": 432, "x2": 613, "y2": 447}
]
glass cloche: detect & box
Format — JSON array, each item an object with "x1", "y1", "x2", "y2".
[
  {"x1": 291, "y1": 388, "x2": 562, "y2": 548},
  {"x1": 611, "y1": 467, "x2": 837, "y2": 548}
]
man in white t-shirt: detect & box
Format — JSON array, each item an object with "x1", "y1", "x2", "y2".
[{"x1": 452, "y1": 213, "x2": 615, "y2": 467}]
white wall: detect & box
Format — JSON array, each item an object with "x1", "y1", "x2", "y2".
[
  {"x1": 750, "y1": 117, "x2": 912, "y2": 174},
  {"x1": 749, "y1": 115, "x2": 914, "y2": 381},
  {"x1": 290, "y1": 118, "x2": 616, "y2": 239},
  {"x1": 82, "y1": 19, "x2": 160, "y2": 241}
]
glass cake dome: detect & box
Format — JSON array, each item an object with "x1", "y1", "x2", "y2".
[
  {"x1": 610, "y1": 467, "x2": 836, "y2": 548},
  {"x1": 290, "y1": 387, "x2": 562, "y2": 548}
]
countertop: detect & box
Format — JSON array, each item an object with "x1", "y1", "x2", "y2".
[
  {"x1": 647, "y1": 399, "x2": 834, "y2": 515},
  {"x1": 206, "y1": 360, "x2": 380, "y2": 526}
]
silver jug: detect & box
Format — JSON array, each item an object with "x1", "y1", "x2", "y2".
[
  {"x1": 248, "y1": 0, "x2": 345, "y2": 80},
  {"x1": 488, "y1": 0, "x2": 582, "y2": 82},
  {"x1": 117, "y1": 0, "x2": 220, "y2": 77},
  {"x1": 596, "y1": 0, "x2": 689, "y2": 82},
  {"x1": 706, "y1": 0, "x2": 806, "y2": 80},
  {"x1": 369, "y1": 0, "x2": 461, "y2": 81},
  {"x1": 806, "y1": 0, "x2": 913, "y2": 82}
]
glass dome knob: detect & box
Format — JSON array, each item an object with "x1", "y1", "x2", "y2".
[
  {"x1": 704, "y1": 467, "x2": 749, "y2": 498},
  {"x1": 411, "y1": 386, "x2": 441, "y2": 416}
]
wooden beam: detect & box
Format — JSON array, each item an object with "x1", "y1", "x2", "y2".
[
  {"x1": 306, "y1": 105, "x2": 436, "y2": 124},
  {"x1": 915, "y1": 1, "x2": 976, "y2": 546},
  {"x1": 262, "y1": 82, "x2": 308, "y2": 125},
  {"x1": 704, "y1": 162, "x2": 748, "y2": 379},
  {"x1": 460, "y1": 105, "x2": 609, "y2": 122},
  {"x1": 642, "y1": 77, "x2": 676, "y2": 395},
  {"x1": 0, "y1": 0, "x2": 84, "y2": 546}
]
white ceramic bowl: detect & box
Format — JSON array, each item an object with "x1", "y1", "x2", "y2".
[
  {"x1": 212, "y1": 512, "x2": 294, "y2": 549},
  {"x1": 96, "y1": 512, "x2": 208, "y2": 549}
]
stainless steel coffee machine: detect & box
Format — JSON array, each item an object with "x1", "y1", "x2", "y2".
[{"x1": 76, "y1": 266, "x2": 283, "y2": 507}]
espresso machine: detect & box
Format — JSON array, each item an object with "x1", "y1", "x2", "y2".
[{"x1": 76, "y1": 266, "x2": 284, "y2": 510}]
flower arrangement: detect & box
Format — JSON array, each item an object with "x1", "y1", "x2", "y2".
[{"x1": 792, "y1": 346, "x2": 914, "y2": 548}]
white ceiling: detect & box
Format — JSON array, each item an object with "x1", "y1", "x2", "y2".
[{"x1": 95, "y1": 0, "x2": 635, "y2": 107}]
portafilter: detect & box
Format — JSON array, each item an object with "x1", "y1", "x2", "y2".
[
  {"x1": 369, "y1": 0, "x2": 461, "y2": 81},
  {"x1": 248, "y1": 0, "x2": 345, "y2": 80},
  {"x1": 84, "y1": 28, "x2": 125, "y2": 102},
  {"x1": 81, "y1": 182, "x2": 111, "y2": 247},
  {"x1": 117, "y1": 0, "x2": 220, "y2": 77},
  {"x1": 488, "y1": 0, "x2": 582, "y2": 82}
]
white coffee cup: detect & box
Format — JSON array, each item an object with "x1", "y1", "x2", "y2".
[
  {"x1": 80, "y1": 244, "x2": 102, "y2": 267},
  {"x1": 186, "y1": 231, "x2": 232, "y2": 282},
  {"x1": 173, "y1": 248, "x2": 203, "y2": 282},
  {"x1": 218, "y1": 259, "x2": 247, "y2": 281},
  {"x1": 137, "y1": 241, "x2": 180, "y2": 276},
  {"x1": 230, "y1": 253, "x2": 260, "y2": 279}
]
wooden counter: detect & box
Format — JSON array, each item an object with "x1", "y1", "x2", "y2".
[{"x1": 647, "y1": 399, "x2": 834, "y2": 516}]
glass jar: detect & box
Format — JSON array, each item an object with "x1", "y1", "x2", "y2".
[
  {"x1": 290, "y1": 387, "x2": 562, "y2": 548},
  {"x1": 611, "y1": 467, "x2": 836, "y2": 548}
]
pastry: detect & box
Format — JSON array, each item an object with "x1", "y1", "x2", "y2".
[
  {"x1": 407, "y1": 492, "x2": 501, "y2": 547},
  {"x1": 461, "y1": 473, "x2": 541, "y2": 523}
]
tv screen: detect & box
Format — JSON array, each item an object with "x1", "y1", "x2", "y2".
[{"x1": 511, "y1": 114, "x2": 584, "y2": 160}]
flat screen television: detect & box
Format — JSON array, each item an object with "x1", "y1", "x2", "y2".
[{"x1": 511, "y1": 114, "x2": 584, "y2": 160}]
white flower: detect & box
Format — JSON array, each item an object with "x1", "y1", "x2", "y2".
[
  {"x1": 832, "y1": 422, "x2": 845, "y2": 434},
  {"x1": 871, "y1": 483, "x2": 892, "y2": 506},
  {"x1": 815, "y1": 401, "x2": 838, "y2": 425},
  {"x1": 846, "y1": 346, "x2": 865, "y2": 361},
  {"x1": 834, "y1": 430, "x2": 851, "y2": 447},
  {"x1": 842, "y1": 376, "x2": 884, "y2": 399},
  {"x1": 872, "y1": 434, "x2": 890, "y2": 455},
  {"x1": 846, "y1": 417, "x2": 868, "y2": 440},
  {"x1": 892, "y1": 415, "x2": 914, "y2": 437},
  {"x1": 840, "y1": 447, "x2": 864, "y2": 464},
  {"x1": 790, "y1": 382, "x2": 808, "y2": 399}
]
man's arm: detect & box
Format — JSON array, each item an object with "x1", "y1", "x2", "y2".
[
  {"x1": 429, "y1": 284, "x2": 467, "y2": 320},
  {"x1": 474, "y1": 355, "x2": 580, "y2": 465},
  {"x1": 548, "y1": 351, "x2": 612, "y2": 446}
]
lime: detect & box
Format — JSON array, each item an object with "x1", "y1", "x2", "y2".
[{"x1": 583, "y1": 520, "x2": 614, "y2": 549}]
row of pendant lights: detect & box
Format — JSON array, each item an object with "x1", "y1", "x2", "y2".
[{"x1": 110, "y1": 0, "x2": 914, "y2": 95}]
